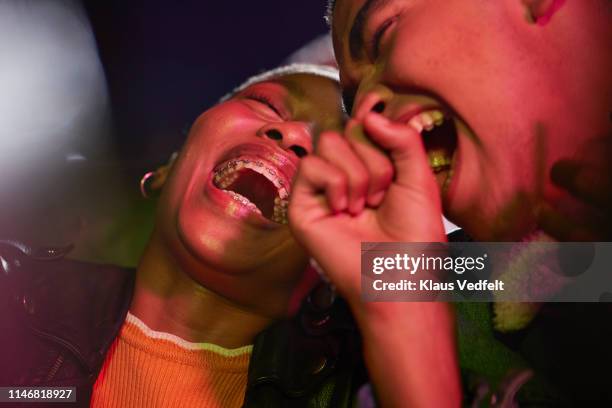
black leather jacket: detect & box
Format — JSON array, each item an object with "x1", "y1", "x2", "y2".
[{"x1": 0, "y1": 240, "x2": 366, "y2": 408}]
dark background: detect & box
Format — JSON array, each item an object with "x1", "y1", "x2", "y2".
[
  {"x1": 82, "y1": 0, "x2": 329, "y2": 166},
  {"x1": 0, "y1": 1, "x2": 330, "y2": 263}
]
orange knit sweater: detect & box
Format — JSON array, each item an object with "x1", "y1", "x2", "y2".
[{"x1": 91, "y1": 312, "x2": 252, "y2": 408}]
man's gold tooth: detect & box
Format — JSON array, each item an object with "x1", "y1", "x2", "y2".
[
  {"x1": 429, "y1": 154, "x2": 451, "y2": 169},
  {"x1": 431, "y1": 110, "x2": 444, "y2": 126}
]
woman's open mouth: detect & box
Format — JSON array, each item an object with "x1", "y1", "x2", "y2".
[{"x1": 212, "y1": 157, "x2": 290, "y2": 224}]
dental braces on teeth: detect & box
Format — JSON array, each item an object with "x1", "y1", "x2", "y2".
[{"x1": 213, "y1": 158, "x2": 290, "y2": 224}]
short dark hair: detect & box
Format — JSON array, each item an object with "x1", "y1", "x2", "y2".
[{"x1": 324, "y1": 0, "x2": 336, "y2": 26}]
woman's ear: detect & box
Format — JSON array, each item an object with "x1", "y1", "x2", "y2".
[
  {"x1": 521, "y1": 0, "x2": 566, "y2": 25},
  {"x1": 152, "y1": 151, "x2": 179, "y2": 189},
  {"x1": 141, "y1": 152, "x2": 179, "y2": 198}
]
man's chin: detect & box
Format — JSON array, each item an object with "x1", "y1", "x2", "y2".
[{"x1": 449, "y1": 202, "x2": 538, "y2": 241}]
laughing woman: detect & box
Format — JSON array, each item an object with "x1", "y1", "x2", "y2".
[{"x1": 0, "y1": 63, "x2": 461, "y2": 408}]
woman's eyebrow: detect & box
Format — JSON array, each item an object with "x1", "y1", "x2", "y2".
[{"x1": 349, "y1": 0, "x2": 391, "y2": 60}]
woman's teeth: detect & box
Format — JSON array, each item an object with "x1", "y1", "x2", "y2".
[
  {"x1": 272, "y1": 196, "x2": 289, "y2": 224},
  {"x1": 212, "y1": 158, "x2": 289, "y2": 224},
  {"x1": 224, "y1": 190, "x2": 263, "y2": 215},
  {"x1": 214, "y1": 159, "x2": 289, "y2": 198}
]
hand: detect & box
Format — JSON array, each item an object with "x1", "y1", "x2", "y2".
[
  {"x1": 537, "y1": 136, "x2": 612, "y2": 241},
  {"x1": 289, "y1": 112, "x2": 446, "y2": 304},
  {"x1": 289, "y1": 112, "x2": 460, "y2": 407}
]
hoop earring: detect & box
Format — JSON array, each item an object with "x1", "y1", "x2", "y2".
[{"x1": 140, "y1": 171, "x2": 156, "y2": 199}]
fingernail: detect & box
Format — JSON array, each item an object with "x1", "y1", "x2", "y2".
[
  {"x1": 368, "y1": 190, "x2": 385, "y2": 206},
  {"x1": 366, "y1": 111, "x2": 389, "y2": 126},
  {"x1": 336, "y1": 196, "x2": 348, "y2": 212},
  {"x1": 350, "y1": 197, "x2": 365, "y2": 214}
]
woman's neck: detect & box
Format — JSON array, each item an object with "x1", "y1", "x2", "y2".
[{"x1": 130, "y1": 234, "x2": 273, "y2": 349}]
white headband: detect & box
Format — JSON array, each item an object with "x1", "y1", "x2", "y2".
[{"x1": 219, "y1": 63, "x2": 340, "y2": 103}]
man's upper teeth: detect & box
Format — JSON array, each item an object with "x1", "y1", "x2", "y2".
[
  {"x1": 213, "y1": 158, "x2": 289, "y2": 199},
  {"x1": 408, "y1": 109, "x2": 446, "y2": 133},
  {"x1": 406, "y1": 109, "x2": 454, "y2": 174}
]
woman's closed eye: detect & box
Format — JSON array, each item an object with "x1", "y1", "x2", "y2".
[{"x1": 242, "y1": 92, "x2": 287, "y2": 121}]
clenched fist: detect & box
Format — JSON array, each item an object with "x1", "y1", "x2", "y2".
[{"x1": 289, "y1": 111, "x2": 446, "y2": 305}]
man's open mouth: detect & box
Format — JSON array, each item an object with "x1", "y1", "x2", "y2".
[
  {"x1": 405, "y1": 109, "x2": 458, "y2": 191},
  {"x1": 212, "y1": 158, "x2": 289, "y2": 224}
]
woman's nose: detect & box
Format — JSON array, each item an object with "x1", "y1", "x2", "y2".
[{"x1": 260, "y1": 122, "x2": 312, "y2": 158}]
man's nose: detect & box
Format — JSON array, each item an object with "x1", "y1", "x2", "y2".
[
  {"x1": 259, "y1": 122, "x2": 312, "y2": 158},
  {"x1": 352, "y1": 83, "x2": 394, "y2": 121}
]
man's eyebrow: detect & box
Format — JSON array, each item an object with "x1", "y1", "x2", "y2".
[{"x1": 348, "y1": 0, "x2": 389, "y2": 60}]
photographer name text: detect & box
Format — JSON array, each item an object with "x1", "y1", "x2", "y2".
[{"x1": 372, "y1": 279, "x2": 504, "y2": 292}]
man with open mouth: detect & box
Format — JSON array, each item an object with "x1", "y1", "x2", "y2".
[
  {"x1": 327, "y1": 0, "x2": 612, "y2": 405},
  {"x1": 328, "y1": 0, "x2": 611, "y2": 242}
]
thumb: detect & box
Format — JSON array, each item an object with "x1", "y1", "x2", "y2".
[{"x1": 362, "y1": 112, "x2": 436, "y2": 191}]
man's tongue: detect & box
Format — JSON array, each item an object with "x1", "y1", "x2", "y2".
[{"x1": 225, "y1": 169, "x2": 278, "y2": 219}]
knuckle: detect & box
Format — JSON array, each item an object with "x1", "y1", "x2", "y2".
[
  {"x1": 330, "y1": 171, "x2": 347, "y2": 187},
  {"x1": 364, "y1": 158, "x2": 393, "y2": 191},
  {"x1": 317, "y1": 131, "x2": 341, "y2": 151},
  {"x1": 299, "y1": 156, "x2": 319, "y2": 173},
  {"x1": 376, "y1": 162, "x2": 394, "y2": 185},
  {"x1": 352, "y1": 167, "x2": 370, "y2": 193}
]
